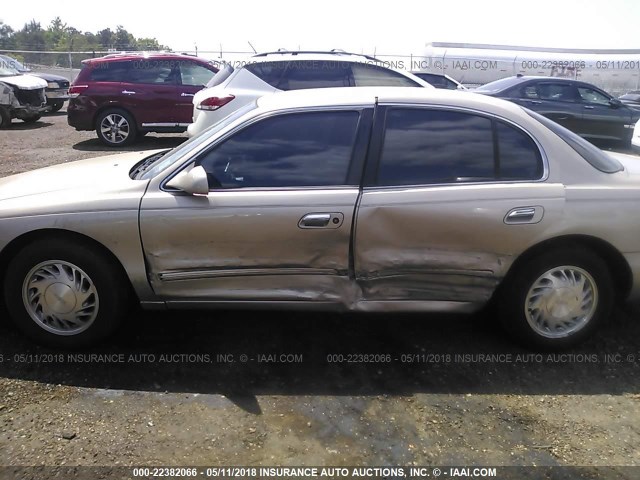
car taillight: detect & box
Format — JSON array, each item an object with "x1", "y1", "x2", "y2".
[
  {"x1": 197, "y1": 95, "x2": 235, "y2": 111},
  {"x1": 68, "y1": 85, "x2": 89, "y2": 98}
]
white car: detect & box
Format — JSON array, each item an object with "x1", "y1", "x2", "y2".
[
  {"x1": 633, "y1": 118, "x2": 640, "y2": 153},
  {"x1": 187, "y1": 51, "x2": 433, "y2": 137}
]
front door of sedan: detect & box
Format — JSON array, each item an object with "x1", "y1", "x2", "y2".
[
  {"x1": 139, "y1": 108, "x2": 371, "y2": 304},
  {"x1": 354, "y1": 106, "x2": 564, "y2": 306},
  {"x1": 576, "y1": 85, "x2": 633, "y2": 143}
]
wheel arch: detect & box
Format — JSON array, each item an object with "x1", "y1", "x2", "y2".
[
  {"x1": 503, "y1": 234, "x2": 632, "y2": 300},
  {"x1": 0, "y1": 228, "x2": 139, "y2": 303},
  {"x1": 92, "y1": 104, "x2": 139, "y2": 130}
]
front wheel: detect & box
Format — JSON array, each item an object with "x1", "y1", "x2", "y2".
[
  {"x1": 498, "y1": 247, "x2": 614, "y2": 350},
  {"x1": 96, "y1": 109, "x2": 137, "y2": 147},
  {"x1": 4, "y1": 238, "x2": 129, "y2": 347}
]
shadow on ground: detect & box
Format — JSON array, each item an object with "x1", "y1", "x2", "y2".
[
  {"x1": 72, "y1": 136, "x2": 186, "y2": 153},
  {"x1": 1, "y1": 303, "x2": 638, "y2": 410}
]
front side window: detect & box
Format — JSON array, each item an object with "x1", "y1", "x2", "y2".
[
  {"x1": 578, "y1": 87, "x2": 611, "y2": 106},
  {"x1": 376, "y1": 108, "x2": 544, "y2": 186},
  {"x1": 196, "y1": 111, "x2": 360, "y2": 189}
]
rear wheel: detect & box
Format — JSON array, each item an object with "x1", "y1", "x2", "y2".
[
  {"x1": 96, "y1": 108, "x2": 137, "y2": 147},
  {"x1": 498, "y1": 247, "x2": 613, "y2": 350},
  {"x1": 4, "y1": 238, "x2": 129, "y2": 347}
]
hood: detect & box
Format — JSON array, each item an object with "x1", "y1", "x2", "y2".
[
  {"x1": 30, "y1": 72, "x2": 70, "y2": 83},
  {"x1": 0, "y1": 74, "x2": 47, "y2": 90},
  {"x1": 0, "y1": 150, "x2": 162, "y2": 204}
]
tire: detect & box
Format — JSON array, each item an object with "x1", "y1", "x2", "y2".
[
  {"x1": 0, "y1": 106, "x2": 10, "y2": 128},
  {"x1": 3, "y1": 238, "x2": 130, "y2": 348},
  {"x1": 498, "y1": 246, "x2": 614, "y2": 350},
  {"x1": 95, "y1": 108, "x2": 137, "y2": 147},
  {"x1": 22, "y1": 115, "x2": 41, "y2": 124},
  {"x1": 49, "y1": 101, "x2": 64, "y2": 113}
]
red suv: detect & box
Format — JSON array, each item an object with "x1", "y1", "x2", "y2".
[{"x1": 68, "y1": 53, "x2": 219, "y2": 147}]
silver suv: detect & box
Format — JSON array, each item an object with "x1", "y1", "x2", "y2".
[{"x1": 187, "y1": 50, "x2": 432, "y2": 136}]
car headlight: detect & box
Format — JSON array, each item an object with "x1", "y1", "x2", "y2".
[{"x1": 47, "y1": 82, "x2": 60, "y2": 89}]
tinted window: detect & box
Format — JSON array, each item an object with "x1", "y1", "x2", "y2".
[
  {"x1": 413, "y1": 73, "x2": 455, "y2": 89},
  {"x1": 520, "y1": 85, "x2": 539, "y2": 99},
  {"x1": 88, "y1": 61, "x2": 130, "y2": 82},
  {"x1": 197, "y1": 111, "x2": 360, "y2": 188},
  {"x1": 578, "y1": 87, "x2": 610, "y2": 105},
  {"x1": 496, "y1": 122, "x2": 543, "y2": 180},
  {"x1": 245, "y1": 62, "x2": 288, "y2": 88},
  {"x1": 377, "y1": 109, "x2": 495, "y2": 185},
  {"x1": 351, "y1": 63, "x2": 419, "y2": 87},
  {"x1": 180, "y1": 62, "x2": 216, "y2": 86},
  {"x1": 282, "y1": 61, "x2": 352, "y2": 90},
  {"x1": 129, "y1": 64, "x2": 175, "y2": 84},
  {"x1": 538, "y1": 83, "x2": 576, "y2": 102}
]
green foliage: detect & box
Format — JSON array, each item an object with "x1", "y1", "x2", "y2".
[{"x1": 0, "y1": 17, "x2": 170, "y2": 67}]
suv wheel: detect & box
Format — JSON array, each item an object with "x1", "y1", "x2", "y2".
[{"x1": 96, "y1": 109, "x2": 137, "y2": 147}]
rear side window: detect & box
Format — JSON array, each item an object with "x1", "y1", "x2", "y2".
[
  {"x1": 87, "y1": 61, "x2": 130, "y2": 82},
  {"x1": 245, "y1": 62, "x2": 288, "y2": 88},
  {"x1": 180, "y1": 62, "x2": 216, "y2": 86},
  {"x1": 351, "y1": 63, "x2": 419, "y2": 87},
  {"x1": 129, "y1": 64, "x2": 175, "y2": 84},
  {"x1": 197, "y1": 111, "x2": 360, "y2": 188},
  {"x1": 376, "y1": 108, "x2": 544, "y2": 186}
]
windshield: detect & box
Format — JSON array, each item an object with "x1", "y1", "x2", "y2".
[
  {"x1": 526, "y1": 109, "x2": 623, "y2": 173},
  {"x1": 140, "y1": 101, "x2": 257, "y2": 180},
  {"x1": 0, "y1": 59, "x2": 21, "y2": 77},
  {"x1": 0, "y1": 55, "x2": 27, "y2": 72},
  {"x1": 475, "y1": 77, "x2": 522, "y2": 93},
  {"x1": 206, "y1": 63, "x2": 234, "y2": 88}
]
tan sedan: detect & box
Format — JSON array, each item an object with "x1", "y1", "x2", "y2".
[{"x1": 1, "y1": 87, "x2": 639, "y2": 349}]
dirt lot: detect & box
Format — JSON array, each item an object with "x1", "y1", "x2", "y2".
[{"x1": 0, "y1": 112, "x2": 639, "y2": 478}]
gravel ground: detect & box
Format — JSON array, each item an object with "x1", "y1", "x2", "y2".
[{"x1": 0, "y1": 111, "x2": 639, "y2": 477}]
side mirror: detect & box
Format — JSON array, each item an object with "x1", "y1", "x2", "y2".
[
  {"x1": 165, "y1": 165, "x2": 209, "y2": 195},
  {"x1": 610, "y1": 98, "x2": 622, "y2": 109}
]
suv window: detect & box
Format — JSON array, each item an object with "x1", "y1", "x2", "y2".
[
  {"x1": 180, "y1": 62, "x2": 216, "y2": 86},
  {"x1": 129, "y1": 64, "x2": 175, "y2": 84},
  {"x1": 351, "y1": 63, "x2": 419, "y2": 87},
  {"x1": 282, "y1": 61, "x2": 352, "y2": 90},
  {"x1": 538, "y1": 83, "x2": 576, "y2": 102},
  {"x1": 88, "y1": 61, "x2": 130, "y2": 82},
  {"x1": 196, "y1": 111, "x2": 360, "y2": 189},
  {"x1": 377, "y1": 108, "x2": 543, "y2": 186},
  {"x1": 578, "y1": 87, "x2": 611, "y2": 105}
]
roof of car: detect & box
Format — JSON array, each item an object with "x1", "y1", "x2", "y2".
[
  {"x1": 81, "y1": 52, "x2": 209, "y2": 64},
  {"x1": 256, "y1": 86, "x2": 525, "y2": 115}
]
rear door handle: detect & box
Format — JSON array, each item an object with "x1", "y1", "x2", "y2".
[
  {"x1": 298, "y1": 213, "x2": 344, "y2": 229},
  {"x1": 122, "y1": 90, "x2": 136, "y2": 95},
  {"x1": 181, "y1": 92, "x2": 195, "y2": 97},
  {"x1": 504, "y1": 207, "x2": 543, "y2": 224},
  {"x1": 584, "y1": 105, "x2": 595, "y2": 109}
]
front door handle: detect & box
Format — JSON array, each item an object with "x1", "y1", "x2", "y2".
[
  {"x1": 298, "y1": 213, "x2": 344, "y2": 229},
  {"x1": 504, "y1": 206, "x2": 543, "y2": 224},
  {"x1": 181, "y1": 92, "x2": 195, "y2": 97},
  {"x1": 122, "y1": 90, "x2": 136, "y2": 95},
  {"x1": 584, "y1": 105, "x2": 595, "y2": 109}
]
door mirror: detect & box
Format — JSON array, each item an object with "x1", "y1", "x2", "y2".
[
  {"x1": 165, "y1": 165, "x2": 209, "y2": 195},
  {"x1": 610, "y1": 98, "x2": 622, "y2": 108}
]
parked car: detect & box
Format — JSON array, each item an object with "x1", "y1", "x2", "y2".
[
  {"x1": 0, "y1": 61, "x2": 48, "y2": 127},
  {"x1": 411, "y1": 71, "x2": 466, "y2": 90},
  {"x1": 0, "y1": 54, "x2": 70, "y2": 112},
  {"x1": 67, "y1": 52, "x2": 219, "y2": 147},
  {"x1": 1, "y1": 86, "x2": 639, "y2": 349},
  {"x1": 187, "y1": 50, "x2": 432, "y2": 137},
  {"x1": 619, "y1": 91, "x2": 640, "y2": 112},
  {"x1": 475, "y1": 76, "x2": 640, "y2": 146}
]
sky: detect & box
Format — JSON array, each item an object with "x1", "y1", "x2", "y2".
[{"x1": 2, "y1": 0, "x2": 640, "y2": 57}]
